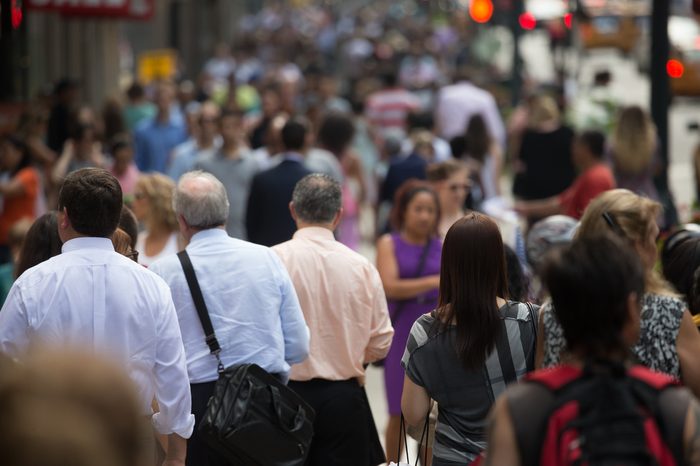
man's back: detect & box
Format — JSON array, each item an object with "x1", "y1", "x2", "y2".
[
  {"x1": 246, "y1": 159, "x2": 311, "y2": 246},
  {"x1": 273, "y1": 227, "x2": 393, "y2": 381},
  {"x1": 150, "y1": 229, "x2": 309, "y2": 383},
  {"x1": 435, "y1": 81, "x2": 505, "y2": 145},
  {"x1": 0, "y1": 237, "x2": 193, "y2": 434}
]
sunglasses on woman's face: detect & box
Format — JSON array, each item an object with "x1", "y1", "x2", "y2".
[{"x1": 448, "y1": 183, "x2": 470, "y2": 192}]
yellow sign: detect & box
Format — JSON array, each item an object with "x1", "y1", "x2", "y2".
[{"x1": 138, "y1": 49, "x2": 177, "y2": 84}]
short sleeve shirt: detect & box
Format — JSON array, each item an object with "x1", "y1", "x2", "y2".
[
  {"x1": 558, "y1": 163, "x2": 616, "y2": 219},
  {"x1": 401, "y1": 302, "x2": 537, "y2": 465}
]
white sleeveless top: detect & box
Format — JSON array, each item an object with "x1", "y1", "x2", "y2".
[{"x1": 135, "y1": 231, "x2": 179, "y2": 267}]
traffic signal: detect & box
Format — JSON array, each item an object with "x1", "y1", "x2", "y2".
[{"x1": 470, "y1": 0, "x2": 494, "y2": 23}]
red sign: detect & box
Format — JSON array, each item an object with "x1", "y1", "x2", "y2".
[{"x1": 25, "y1": 0, "x2": 154, "y2": 20}]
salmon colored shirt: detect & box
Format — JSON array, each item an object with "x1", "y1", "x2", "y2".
[
  {"x1": 273, "y1": 226, "x2": 394, "y2": 381},
  {"x1": 0, "y1": 167, "x2": 39, "y2": 245}
]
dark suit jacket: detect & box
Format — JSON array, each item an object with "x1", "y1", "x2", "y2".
[
  {"x1": 246, "y1": 159, "x2": 312, "y2": 247},
  {"x1": 380, "y1": 153, "x2": 428, "y2": 204}
]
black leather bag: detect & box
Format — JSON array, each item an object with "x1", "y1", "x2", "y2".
[
  {"x1": 177, "y1": 251, "x2": 315, "y2": 466},
  {"x1": 199, "y1": 363, "x2": 315, "y2": 466}
]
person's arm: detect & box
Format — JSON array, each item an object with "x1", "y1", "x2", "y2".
[
  {"x1": 676, "y1": 309, "x2": 700, "y2": 398},
  {"x1": 275, "y1": 257, "x2": 310, "y2": 365},
  {"x1": 364, "y1": 268, "x2": 394, "y2": 364},
  {"x1": 376, "y1": 234, "x2": 439, "y2": 300},
  {"x1": 162, "y1": 434, "x2": 187, "y2": 466},
  {"x1": 490, "y1": 142, "x2": 503, "y2": 197},
  {"x1": 535, "y1": 309, "x2": 546, "y2": 369},
  {"x1": 0, "y1": 174, "x2": 28, "y2": 198},
  {"x1": 26, "y1": 137, "x2": 57, "y2": 166},
  {"x1": 683, "y1": 396, "x2": 700, "y2": 465},
  {"x1": 401, "y1": 375, "x2": 431, "y2": 427},
  {"x1": 0, "y1": 284, "x2": 31, "y2": 356},
  {"x1": 151, "y1": 288, "x2": 195, "y2": 444},
  {"x1": 514, "y1": 196, "x2": 562, "y2": 220},
  {"x1": 485, "y1": 395, "x2": 522, "y2": 466},
  {"x1": 51, "y1": 140, "x2": 75, "y2": 183},
  {"x1": 245, "y1": 176, "x2": 261, "y2": 243}
]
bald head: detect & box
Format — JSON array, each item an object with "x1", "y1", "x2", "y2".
[{"x1": 174, "y1": 171, "x2": 229, "y2": 230}]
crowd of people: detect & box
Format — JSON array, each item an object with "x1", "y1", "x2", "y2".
[{"x1": 2, "y1": 2, "x2": 700, "y2": 466}]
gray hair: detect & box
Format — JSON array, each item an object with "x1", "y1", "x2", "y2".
[
  {"x1": 173, "y1": 171, "x2": 229, "y2": 229},
  {"x1": 292, "y1": 174, "x2": 342, "y2": 224}
]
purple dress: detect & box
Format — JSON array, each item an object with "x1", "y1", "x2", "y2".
[{"x1": 384, "y1": 233, "x2": 442, "y2": 416}]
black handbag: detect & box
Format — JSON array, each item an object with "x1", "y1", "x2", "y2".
[{"x1": 177, "y1": 250, "x2": 315, "y2": 466}]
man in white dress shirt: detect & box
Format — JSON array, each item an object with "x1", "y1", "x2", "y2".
[
  {"x1": 149, "y1": 170, "x2": 309, "y2": 466},
  {"x1": 0, "y1": 168, "x2": 194, "y2": 466}
]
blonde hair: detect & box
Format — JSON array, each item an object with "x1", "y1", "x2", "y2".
[
  {"x1": 611, "y1": 106, "x2": 656, "y2": 175},
  {"x1": 426, "y1": 159, "x2": 468, "y2": 182},
  {"x1": 577, "y1": 189, "x2": 672, "y2": 295},
  {"x1": 136, "y1": 173, "x2": 179, "y2": 232},
  {"x1": 528, "y1": 95, "x2": 560, "y2": 129}
]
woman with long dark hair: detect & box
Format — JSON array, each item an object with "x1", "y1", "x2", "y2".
[
  {"x1": 14, "y1": 211, "x2": 63, "y2": 279},
  {"x1": 401, "y1": 212, "x2": 537, "y2": 466}
]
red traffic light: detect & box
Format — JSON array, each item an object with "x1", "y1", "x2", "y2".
[
  {"x1": 667, "y1": 59, "x2": 685, "y2": 79},
  {"x1": 470, "y1": 0, "x2": 494, "y2": 23},
  {"x1": 564, "y1": 13, "x2": 573, "y2": 29},
  {"x1": 11, "y1": 0, "x2": 22, "y2": 29},
  {"x1": 519, "y1": 12, "x2": 537, "y2": 30}
]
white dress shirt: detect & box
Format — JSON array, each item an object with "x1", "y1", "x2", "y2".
[
  {"x1": 149, "y1": 228, "x2": 309, "y2": 384},
  {"x1": 435, "y1": 81, "x2": 506, "y2": 147},
  {"x1": 0, "y1": 237, "x2": 195, "y2": 438}
]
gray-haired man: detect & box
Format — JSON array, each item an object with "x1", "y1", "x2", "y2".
[
  {"x1": 149, "y1": 170, "x2": 309, "y2": 466},
  {"x1": 273, "y1": 174, "x2": 393, "y2": 465}
]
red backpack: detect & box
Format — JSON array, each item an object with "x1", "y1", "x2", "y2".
[{"x1": 506, "y1": 362, "x2": 689, "y2": 466}]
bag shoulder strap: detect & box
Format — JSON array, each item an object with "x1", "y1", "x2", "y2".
[
  {"x1": 392, "y1": 238, "x2": 434, "y2": 322},
  {"x1": 177, "y1": 250, "x2": 223, "y2": 367}
]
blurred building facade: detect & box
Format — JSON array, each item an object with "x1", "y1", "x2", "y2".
[{"x1": 5, "y1": 0, "x2": 259, "y2": 105}]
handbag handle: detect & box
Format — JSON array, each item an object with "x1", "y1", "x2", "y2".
[{"x1": 268, "y1": 385, "x2": 305, "y2": 433}]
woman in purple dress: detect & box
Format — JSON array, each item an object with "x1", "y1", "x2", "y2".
[{"x1": 376, "y1": 179, "x2": 442, "y2": 463}]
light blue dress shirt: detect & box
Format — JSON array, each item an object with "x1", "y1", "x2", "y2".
[
  {"x1": 134, "y1": 117, "x2": 188, "y2": 173},
  {"x1": 0, "y1": 237, "x2": 195, "y2": 438},
  {"x1": 149, "y1": 228, "x2": 309, "y2": 384}
]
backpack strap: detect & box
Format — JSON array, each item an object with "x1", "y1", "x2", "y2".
[
  {"x1": 506, "y1": 381, "x2": 556, "y2": 466},
  {"x1": 627, "y1": 366, "x2": 688, "y2": 466}
]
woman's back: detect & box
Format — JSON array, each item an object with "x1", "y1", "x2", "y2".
[
  {"x1": 401, "y1": 302, "x2": 537, "y2": 465},
  {"x1": 542, "y1": 293, "x2": 684, "y2": 378}
]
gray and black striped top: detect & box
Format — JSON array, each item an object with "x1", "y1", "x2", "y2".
[{"x1": 401, "y1": 302, "x2": 537, "y2": 466}]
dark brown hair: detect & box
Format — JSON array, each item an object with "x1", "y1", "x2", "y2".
[
  {"x1": 58, "y1": 168, "x2": 122, "y2": 238},
  {"x1": 437, "y1": 212, "x2": 508, "y2": 370},
  {"x1": 389, "y1": 179, "x2": 440, "y2": 233},
  {"x1": 15, "y1": 212, "x2": 63, "y2": 279},
  {"x1": 463, "y1": 114, "x2": 491, "y2": 163},
  {"x1": 426, "y1": 160, "x2": 468, "y2": 182}
]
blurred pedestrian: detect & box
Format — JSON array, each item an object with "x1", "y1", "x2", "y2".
[
  {"x1": 168, "y1": 102, "x2": 222, "y2": 181},
  {"x1": 426, "y1": 160, "x2": 470, "y2": 238},
  {"x1": 0, "y1": 219, "x2": 31, "y2": 305},
  {"x1": 376, "y1": 180, "x2": 442, "y2": 463},
  {"x1": 13, "y1": 211, "x2": 62, "y2": 279},
  {"x1": 246, "y1": 118, "x2": 312, "y2": 246},
  {"x1": 124, "y1": 82, "x2": 156, "y2": 132},
  {"x1": 108, "y1": 135, "x2": 140, "y2": 201},
  {"x1": 46, "y1": 78, "x2": 80, "y2": 153}
]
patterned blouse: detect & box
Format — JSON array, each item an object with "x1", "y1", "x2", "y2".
[{"x1": 542, "y1": 293, "x2": 685, "y2": 379}]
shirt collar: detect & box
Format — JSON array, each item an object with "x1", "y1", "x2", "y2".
[
  {"x1": 62, "y1": 237, "x2": 115, "y2": 254},
  {"x1": 292, "y1": 226, "x2": 335, "y2": 241},
  {"x1": 281, "y1": 152, "x2": 305, "y2": 163},
  {"x1": 190, "y1": 228, "x2": 229, "y2": 244}
]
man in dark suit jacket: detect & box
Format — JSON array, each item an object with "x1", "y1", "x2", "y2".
[{"x1": 246, "y1": 118, "x2": 312, "y2": 246}]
